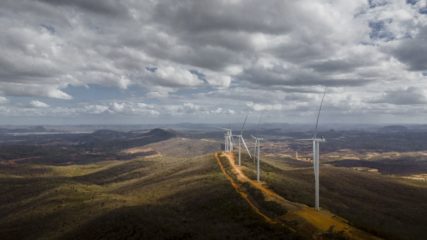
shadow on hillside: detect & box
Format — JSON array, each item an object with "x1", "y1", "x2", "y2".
[
  {"x1": 74, "y1": 160, "x2": 155, "y2": 185},
  {"x1": 63, "y1": 179, "x2": 296, "y2": 240}
]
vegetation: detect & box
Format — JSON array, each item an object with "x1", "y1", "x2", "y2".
[
  {"x1": 0, "y1": 129, "x2": 176, "y2": 165},
  {"x1": 330, "y1": 157, "x2": 427, "y2": 175},
  {"x1": 0, "y1": 152, "x2": 294, "y2": 239},
  {"x1": 1, "y1": 127, "x2": 427, "y2": 239},
  {"x1": 240, "y1": 155, "x2": 427, "y2": 240}
]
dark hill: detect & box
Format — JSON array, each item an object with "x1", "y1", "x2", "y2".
[
  {"x1": 91, "y1": 129, "x2": 126, "y2": 138},
  {"x1": 78, "y1": 128, "x2": 176, "y2": 151},
  {"x1": 143, "y1": 128, "x2": 176, "y2": 138},
  {"x1": 0, "y1": 128, "x2": 177, "y2": 165},
  {"x1": 379, "y1": 125, "x2": 408, "y2": 133}
]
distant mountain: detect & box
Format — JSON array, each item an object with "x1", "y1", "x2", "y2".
[
  {"x1": 0, "y1": 128, "x2": 178, "y2": 164},
  {"x1": 379, "y1": 125, "x2": 408, "y2": 133},
  {"x1": 91, "y1": 129, "x2": 126, "y2": 138},
  {"x1": 0, "y1": 125, "x2": 49, "y2": 134},
  {"x1": 79, "y1": 128, "x2": 177, "y2": 151}
]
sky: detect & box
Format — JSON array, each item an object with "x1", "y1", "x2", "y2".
[{"x1": 0, "y1": 0, "x2": 427, "y2": 125}]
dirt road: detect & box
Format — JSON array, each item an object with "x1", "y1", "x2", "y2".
[{"x1": 215, "y1": 152, "x2": 381, "y2": 240}]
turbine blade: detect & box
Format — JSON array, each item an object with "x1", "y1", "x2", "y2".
[
  {"x1": 314, "y1": 88, "x2": 327, "y2": 138},
  {"x1": 241, "y1": 136, "x2": 252, "y2": 158},
  {"x1": 255, "y1": 113, "x2": 263, "y2": 134},
  {"x1": 240, "y1": 114, "x2": 248, "y2": 135}
]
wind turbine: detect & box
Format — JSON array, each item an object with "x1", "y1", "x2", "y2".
[
  {"x1": 234, "y1": 115, "x2": 252, "y2": 165},
  {"x1": 251, "y1": 135, "x2": 263, "y2": 182},
  {"x1": 219, "y1": 128, "x2": 233, "y2": 152},
  {"x1": 252, "y1": 113, "x2": 263, "y2": 163},
  {"x1": 301, "y1": 90, "x2": 327, "y2": 211}
]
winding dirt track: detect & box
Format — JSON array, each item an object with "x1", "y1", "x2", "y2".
[
  {"x1": 215, "y1": 152, "x2": 381, "y2": 240},
  {"x1": 214, "y1": 151, "x2": 278, "y2": 225}
]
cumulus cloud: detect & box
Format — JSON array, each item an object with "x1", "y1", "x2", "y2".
[
  {"x1": 82, "y1": 104, "x2": 109, "y2": 114},
  {"x1": 0, "y1": 0, "x2": 426, "y2": 123},
  {"x1": 37, "y1": 0, "x2": 129, "y2": 17},
  {"x1": 87, "y1": 101, "x2": 160, "y2": 116},
  {"x1": 146, "y1": 66, "x2": 204, "y2": 87},
  {"x1": 247, "y1": 102, "x2": 283, "y2": 112},
  {"x1": 29, "y1": 100, "x2": 49, "y2": 108},
  {"x1": 204, "y1": 74, "x2": 231, "y2": 88},
  {"x1": 0, "y1": 96, "x2": 8, "y2": 104},
  {"x1": 370, "y1": 87, "x2": 427, "y2": 105},
  {"x1": 392, "y1": 25, "x2": 427, "y2": 71}
]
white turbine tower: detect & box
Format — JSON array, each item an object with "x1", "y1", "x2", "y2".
[
  {"x1": 252, "y1": 114, "x2": 263, "y2": 164},
  {"x1": 220, "y1": 128, "x2": 233, "y2": 152},
  {"x1": 251, "y1": 135, "x2": 263, "y2": 182},
  {"x1": 301, "y1": 90, "x2": 327, "y2": 211},
  {"x1": 234, "y1": 115, "x2": 252, "y2": 165}
]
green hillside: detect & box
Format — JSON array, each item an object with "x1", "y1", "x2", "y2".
[
  {"x1": 239, "y1": 155, "x2": 427, "y2": 240},
  {"x1": 0, "y1": 152, "x2": 295, "y2": 240},
  {"x1": 2, "y1": 136, "x2": 427, "y2": 240}
]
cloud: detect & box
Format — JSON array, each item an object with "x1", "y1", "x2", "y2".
[
  {"x1": 152, "y1": 0, "x2": 294, "y2": 35},
  {"x1": 37, "y1": 0, "x2": 129, "y2": 17},
  {"x1": 370, "y1": 87, "x2": 427, "y2": 105},
  {"x1": 82, "y1": 104, "x2": 109, "y2": 114},
  {"x1": 392, "y1": 25, "x2": 427, "y2": 71},
  {"x1": 0, "y1": 96, "x2": 8, "y2": 104},
  {"x1": 0, "y1": 83, "x2": 72, "y2": 99},
  {"x1": 145, "y1": 66, "x2": 204, "y2": 87},
  {"x1": 0, "y1": 0, "x2": 426, "y2": 123},
  {"x1": 29, "y1": 100, "x2": 49, "y2": 108},
  {"x1": 204, "y1": 74, "x2": 231, "y2": 88},
  {"x1": 246, "y1": 102, "x2": 283, "y2": 111}
]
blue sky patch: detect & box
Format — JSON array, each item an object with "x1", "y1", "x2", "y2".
[
  {"x1": 406, "y1": 0, "x2": 419, "y2": 5},
  {"x1": 368, "y1": 0, "x2": 388, "y2": 8},
  {"x1": 65, "y1": 85, "x2": 135, "y2": 102},
  {"x1": 40, "y1": 24, "x2": 55, "y2": 34},
  {"x1": 369, "y1": 20, "x2": 395, "y2": 41},
  {"x1": 145, "y1": 66, "x2": 157, "y2": 72}
]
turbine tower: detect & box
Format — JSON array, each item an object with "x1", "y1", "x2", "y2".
[
  {"x1": 252, "y1": 113, "x2": 263, "y2": 164},
  {"x1": 228, "y1": 129, "x2": 233, "y2": 152},
  {"x1": 235, "y1": 115, "x2": 252, "y2": 165},
  {"x1": 220, "y1": 128, "x2": 233, "y2": 152},
  {"x1": 251, "y1": 135, "x2": 263, "y2": 182},
  {"x1": 301, "y1": 90, "x2": 327, "y2": 211}
]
